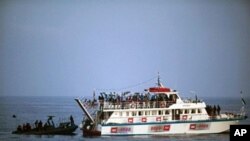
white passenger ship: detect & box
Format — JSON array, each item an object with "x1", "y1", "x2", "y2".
[{"x1": 75, "y1": 74, "x2": 247, "y2": 136}]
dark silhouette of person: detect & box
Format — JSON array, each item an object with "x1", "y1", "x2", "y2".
[
  {"x1": 217, "y1": 105, "x2": 221, "y2": 115},
  {"x1": 17, "y1": 125, "x2": 22, "y2": 131},
  {"x1": 70, "y1": 115, "x2": 74, "y2": 125},
  {"x1": 206, "y1": 105, "x2": 212, "y2": 116},
  {"x1": 22, "y1": 124, "x2": 26, "y2": 131},
  {"x1": 213, "y1": 105, "x2": 217, "y2": 116},
  {"x1": 38, "y1": 120, "x2": 43, "y2": 129},
  {"x1": 44, "y1": 123, "x2": 48, "y2": 130},
  {"x1": 26, "y1": 123, "x2": 31, "y2": 131},
  {"x1": 35, "y1": 120, "x2": 38, "y2": 128},
  {"x1": 46, "y1": 116, "x2": 55, "y2": 127}
]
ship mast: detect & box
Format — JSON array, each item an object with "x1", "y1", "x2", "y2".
[{"x1": 157, "y1": 72, "x2": 163, "y2": 87}]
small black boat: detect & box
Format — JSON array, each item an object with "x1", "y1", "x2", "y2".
[{"x1": 12, "y1": 116, "x2": 78, "y2": 135}]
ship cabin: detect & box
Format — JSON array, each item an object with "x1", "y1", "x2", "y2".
[{"x1": 97, "y1": 85, "x2": 209, "y2": 125}]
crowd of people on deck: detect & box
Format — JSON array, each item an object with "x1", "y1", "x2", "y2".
[
  {"x1": 96, "y1": 91, "x2": 179, "y2": 110},
  {"x1": 205, "y1": 105, "x2": 221, "y2": 116},
  {"x1": 82, "y1": 92, "x2": 225, "y2": 117},
  {"x1": 98, "y1": 92, "x2": 176, "y2": 103},
  {"x1": 81, "y1": 98, "x2": 98, "y2": 109}
]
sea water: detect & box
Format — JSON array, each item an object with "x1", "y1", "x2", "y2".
[{"x1": 0, "y1": 96, "x2": 249, "y2": 141}]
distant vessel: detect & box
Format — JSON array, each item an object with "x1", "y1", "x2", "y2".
[
  {"x1": 75, "y1": 74, "x2": 247, "y2": 136},
  {"x1": 12, "y1": 116, "x2": 78, "y2": 135}
]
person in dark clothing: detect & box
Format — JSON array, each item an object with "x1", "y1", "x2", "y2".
[
  {"x1": 17, "y1": 125, "x2": 22, "y2": 131},
  {"x1": 44, "y1": 123, "x2": 49, "y2": 130},
  {"x1": 70, "y1": 115, "x2": 74, "y2": 125},
  {"x1": 26, "y1": 123, "x2": 31, "y2": 131},
  {"x1": 22, "y1": 124, "x2": 26, "y2": 131},
  {"x1": 35, "y1": 120, "x2": 38, "y2": 128},
  {"x1": 38, "y1": 120, "x2": 43, "y2": 129},
  {"x1": 99, "y1": 95, "x2": 104, "y2": 111},
  {"x1": 206, "y1": 105, "x2": 212, "y2": 116},
  {"x1": 213, "y1": 105, "x2": 217, "y2": 116},
  {"x1": 217, "y1": 105, "x2": 221, "y2": 115},
  {"x1": 46, "y1": 116, "x2": 55, "y2": 127}
]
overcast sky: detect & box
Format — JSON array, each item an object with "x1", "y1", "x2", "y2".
[{"x1": 0, "y1": 0, "x2": 250, "y2": 98}]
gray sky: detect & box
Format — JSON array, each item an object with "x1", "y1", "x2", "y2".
[{"x1": 1, "y1": 0, "x2": 250, "y2": 98}]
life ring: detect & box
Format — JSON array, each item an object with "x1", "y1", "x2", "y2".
[{"x1": 182, "y1": 115, "x2": 187, "y2": 120}]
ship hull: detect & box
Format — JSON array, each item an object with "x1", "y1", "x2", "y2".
[{"x1": 101, "y1": 118, "x2": 241, "y2": 136}]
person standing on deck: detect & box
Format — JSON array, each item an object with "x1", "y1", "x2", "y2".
[
  {"x1": 217, "y1": 105, "x2": 221, "y2": 115},
  {"x1": 70, "y1": 115, "x2": 74, "y2": 125},
  {"x1": 213, "y1": 105, "x2": 217, "y2": 116},
  {"x1": 34, "y1": 120, "x2": 38, "y2": 129}
]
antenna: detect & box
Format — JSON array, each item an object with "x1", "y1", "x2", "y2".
[{"x1": 157, "y1": 72, "x2": 161, "y2": 87}]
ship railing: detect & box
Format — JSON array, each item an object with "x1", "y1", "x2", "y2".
[
  {"x1": 207, "y1": 111, "x2": 246, "y2": 121},
  {"x1": 183, "y1": 99, "x2": 203, "y2": 103},
  {"x1": 102, "y1": 114, "x2": 217, "y2": 125},
  {"x1": 102, "y1": 101, "x2": 176, "y2": 110}
]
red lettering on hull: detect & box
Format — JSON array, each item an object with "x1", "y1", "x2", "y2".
[
  {"x1": 142, "y1": 117, "x2": 147, "y2": 122},
  {"x1": 128, "y1": 118, "x2": 133, "y2": 123},
  {"x1": 190, "y1": 123, "x2": 209, "y2": 130},
  {"x1": 163, "y1": 125, "x2": 171, "y2": 131},
  {"x1": 111, "y1": 127, "x2": 118, "y2": 133}
]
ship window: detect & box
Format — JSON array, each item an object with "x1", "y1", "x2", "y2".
[
  {"x1": 152, "y1": 111, "x2": 157, "y2": 115},
  {"x1": 165, "y1": 110, "x2": 169, "y2": 115},
  {"x1": 158, "y1": 110, "x2": 162, "y2": 115},
  {"x1": 126, "y1": 112, "x2": 129, "y2": 116},
  {"x1": 198, "y1": 109, "x2": 202, "y2": 113},
  {"x1": 145, "y1": 111, "x2": 150, "y2": 115},
  {"x1": 191, "y1": 109, "x2": 196, "y2": 114},
  {"x1": 176, "y1": 110, "x2": 179, "y2": 114},
  {"x1": 179, "y1": 110, "x2": 183, "y2": 114},
  {"x1": 119, "y1": 112, "x2": 122, "y2": 116},
  {"x1": 184, "y1": 109, "x2": 188, "y2": 114},
  {"x1": 139, "y1": 111, "x2": 142, "y2": 116},
  {"x1": 132, "y1": 111, "x2": 137, "y2": 116}
]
